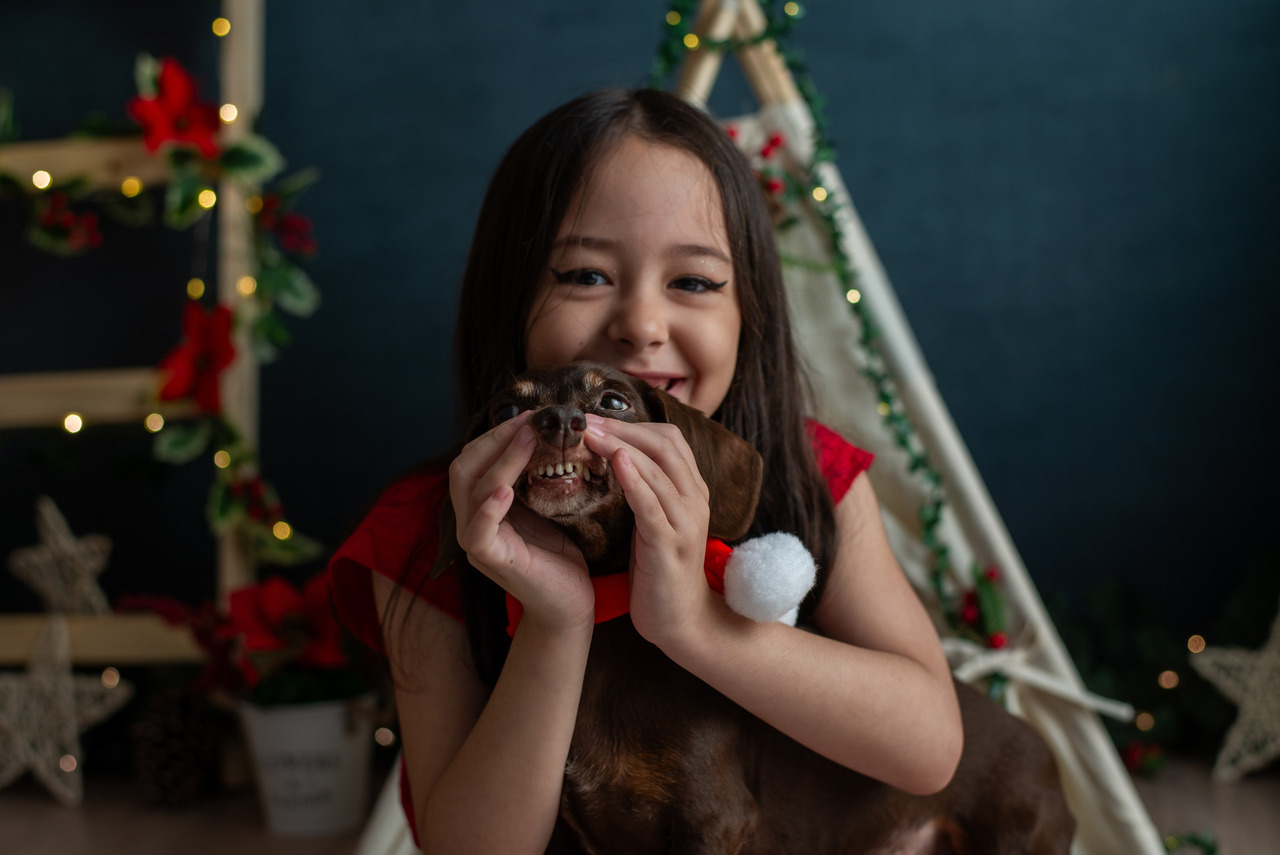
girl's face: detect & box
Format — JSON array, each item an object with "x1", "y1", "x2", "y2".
[{"x1": 525, "y1": 136, "x2": 742, "y2": 416}]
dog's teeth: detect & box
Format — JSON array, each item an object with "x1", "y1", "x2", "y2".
[
  {"x1": 556, "y1": 463, "x2": 565, "y2": 476},
  {"x1": 583, "y1": 468, "x2": 591, "y2": 482},
  {"x1": 565, "y1": 462, "x2": 576, "y2": 475}
]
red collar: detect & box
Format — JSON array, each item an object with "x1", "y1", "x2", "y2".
[{"x1": 504, "y1": 538, "x2": 733, "y2": 637}]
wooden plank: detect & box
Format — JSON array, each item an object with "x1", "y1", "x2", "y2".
[
  {"x1": 0, "y1": 137, "x2": 169, "y2": 191},
  {"x1": 0, "y1": 367, "x2": 195, "y2": 429},
  {"x1": 0, "y1": 613, "x2": 205, "y2": 666}
]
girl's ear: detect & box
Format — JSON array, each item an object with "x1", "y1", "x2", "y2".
[{"x1": 641, "y1": 386, "x2": 762, "y2": 541}]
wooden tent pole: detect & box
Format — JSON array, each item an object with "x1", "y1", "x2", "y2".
[{"x1": 674, "y1": 0, "x2": 741, "y2": 107}]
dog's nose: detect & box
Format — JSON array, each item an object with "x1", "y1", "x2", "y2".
[{"x1": 532, "y1": 405, "x2": 587, "y2": 450}]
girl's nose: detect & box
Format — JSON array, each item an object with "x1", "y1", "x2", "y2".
[{"x1": 607, "y1": 291, "x2": 669, "y2": 351}]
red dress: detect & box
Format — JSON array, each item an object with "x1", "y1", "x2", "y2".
[{"x1": 327, "y1": 421, "x2": 872, "y2": 842}]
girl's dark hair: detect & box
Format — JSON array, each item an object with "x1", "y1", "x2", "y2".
[{"x1": 442, "y1": 88, "x2": 835, "y2": 684}]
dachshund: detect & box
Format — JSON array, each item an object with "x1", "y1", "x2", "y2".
[{"x1": 448, "y1": 361, "x2": 1075, "y2": 855}]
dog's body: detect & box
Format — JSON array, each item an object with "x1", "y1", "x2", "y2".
[{"x1": 463, "y1": 361, "x2": 1074, "y2": 855}]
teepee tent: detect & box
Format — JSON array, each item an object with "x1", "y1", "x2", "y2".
[{"x1": 355, "y1": 3, "x2": 1164, "y2": 853}]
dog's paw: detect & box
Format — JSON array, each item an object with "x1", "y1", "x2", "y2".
[{"x1": 723, "y1": 532, "x2": 817, "y2": 625}]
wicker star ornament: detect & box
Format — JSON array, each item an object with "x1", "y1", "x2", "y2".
[
  {"x1": 1189, "y1": 596, "x2": 1280, "y2": 783},
  {"x1": 8, "y1": 496, "x2": 111, "y2": 614},
  {"x1": 0, "y1": 617, "x2": 134, "y2": 804}
]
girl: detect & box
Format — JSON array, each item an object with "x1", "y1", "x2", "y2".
[{"x1": 329, "y1": 88, "x2": 962, "y2": 854}]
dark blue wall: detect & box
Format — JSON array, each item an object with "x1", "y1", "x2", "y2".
[{"x1": 2, "y1": 2, "x2": 1277, "y2": 631}]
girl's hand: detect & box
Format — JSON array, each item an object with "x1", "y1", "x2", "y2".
[
  {"x1": 448, "y1": 411, "x2": 595, "y2": 632},
  {"x1": 583, "y1": 414, "x2": 716, "y2": 646}
]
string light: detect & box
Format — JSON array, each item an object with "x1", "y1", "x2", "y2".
[
  {"x1": 219, "y1": 103, "x2": 238, "y2": 123},
  {"x1": 1157, "y1": 670, "x2": 1180, "y2": 690},
  {"x1": 187, "y1": 277, "x2": 205, "y2": 299},
  {"x1": 876, "y1": 402, "x2": 891, "y2": 417},
  {"x1": 1134, "y1": 711, "x2": 1155, "y2": 731},
  {"x1": 213, "y1": 450, "x2": 231, "y2": 469},
  {"x1": 32, "y1": 170, "x2": 51, "y2": 189},
  {"x1": 272, "y1": 521, "x2": 293, "y2": 541},
  {"x1": 784, "y1": 2, "x2": 801, "y2": 15},
  {"x1": 197, "y1": 189, "x2": 217, "y2": 209},
  {"x1": 683, "y1": 33, "x2": 700, "y2": 49},
  {"x1": 120, "y1": 176, "x2": 143, "y2": 197},
  {"x1": 666, "y1": 10, "x2": 681, "y2": 25},
  {"x1": 811, "y1": 186, "x2": 828, "y2": 202},
  {"x1": 1188, "y1": 634, "x2": 1206, "y2": 654},
  {"x1": 101, "y1": 667, "x2": 121, "y2": 689},
  {"x1": 236, "y1": 275, "x2": 257, "y2": 296},
  {"x1": 246, "y1": 195, "x2": 264, "y2": 214},
  {"x1": 63, "y1": 413, "x2": 84, "y2": 433},
  {"x1": 374, "y1": 727, "x2": 396, "y2": 747},
  {"x1": 845, "y1": 289, "x2": 862, "y2": 304},
  {"x1": 212, "y1": 17, "x2": 231, "y2": 37},
  {"x1": 59, "y1": 755, "x2": 78, "y2": 773},
  {"x1": 144, "y1": 413, "x2": 165, "y2": 433}
]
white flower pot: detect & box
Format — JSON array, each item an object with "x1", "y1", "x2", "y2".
[{"x1": 239, "y1": 695, "x2": 374, "y2": 836}]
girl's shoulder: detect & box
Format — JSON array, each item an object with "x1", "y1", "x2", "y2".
[
  {"x1": 327, "y1": 463, "x2": 463, "y2": 652},
  {"x1": 805, "y1": 420, "x2": 874, "y2": 504}
]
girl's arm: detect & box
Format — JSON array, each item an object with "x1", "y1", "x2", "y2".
[
  {"x1": 590, "y1": 419, "x2": 963, "y2": 795},
  {"x1": 377, "y1": 410, "x2": 597, "y2": 854},
  {"x1": 376, "y1": 573, "x2": 593, "y2": 855}
]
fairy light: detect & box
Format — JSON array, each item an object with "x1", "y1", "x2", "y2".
[
  {"x1": 197, "y1": 189, "x2": 217, "y2": 209},
  {"x1": 219, "y1": 103, "x2": 238, "y2": 124},
  {"x1": 120, "y1": 176, "x2": 143, "y2": 197},
  {"x1": 876, "y1": 402, "x2": 891, "y2": 417},
  {"x1": 59, "y1": 755, "x2": 78, "y2": 773},
  {"x1": 246, "y1": 194, "x2": 263, "y2": 214},
  {"x1": 272, "y1": 521, "x2": 293, "y2": 541},
  {"x1": 32, "y1": 170, "x2": 51, "y2": 189},
  {"x1": 236, "y1": 275, "x2": 257, "y2": 296},
  {"x1": 63, "y1": 413, "x2": 84, "y2": 433},
  {"x1": 213, "y1": 450, "x2": 231, "y2": 469},
  {"x1": 144, "y1": 413, "x2": 165, "y2": 433},
  {"x1": 784, "y1": 1, "x2": 801, "y2": 15},
  {"x1": 683, "y1": 33, "x2": 700, "y2": 49},
  {"x1": 666, "y1": 10, "x2": 681, "y2": 25},
  {"x1": 374, "y1": 727, "x2": 396, "y2": 747},
  {"x1": 187, "y1": 277, "x2": 206, "y2": 299},
  {"x1": 212, "y1": 17, "x2": 231, "y2": 37},
  {"x1": 845, "y1": 288, "x2": 862, "y2": 304},
  {"x1": 1158, "y1": 670, "x2": 1180, "y2": 690},
  {"x1": 811, "y1": 186, "x2": 829, "y2": 202},
  {"x1": 1188, "y1": 634, "x2": 1206, "y2": 654},
  {"x1": 1134, "y1": 711, "x2": 1155, "y2": 732},
  {"x1": 101, "y1": 667, "x2": 121, "y2": 689}
]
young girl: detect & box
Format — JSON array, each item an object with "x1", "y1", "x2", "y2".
[{"x1": 329, "y1": 88, "x2": 962, "y2": 853}]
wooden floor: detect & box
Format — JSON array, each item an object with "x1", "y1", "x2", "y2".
[{"x1": 0, "y1": 754, "x2": 1275, "y2": 854}]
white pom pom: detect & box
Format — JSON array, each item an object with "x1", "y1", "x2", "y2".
[{"x1": 723, "y1": 532, "x2": 817, "y2": 625}]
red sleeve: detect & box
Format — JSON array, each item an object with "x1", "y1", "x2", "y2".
[
  {"x1": 806, "y1": 420, "x2": 873, "y2": 503},
  {"x1": 326, "y1": 466, "x2": 464, "y2": 656}
]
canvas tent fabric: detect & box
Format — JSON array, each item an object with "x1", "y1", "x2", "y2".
[{"x1": 354, "y1": 3, "x2": 1166, "y2": 853}]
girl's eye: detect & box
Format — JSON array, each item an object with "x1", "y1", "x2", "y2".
[
  {"x1": 599, "y1": 392, "x2": 630, "y2": 412},
  {"x1": 550, "y1": 267, "x2": 608, "y2": 286},
  {"x1": 671, "y1": 276, "x2": 728, "y2": 293},
  {"x1": 493, "y1": 403, "x2": 521, "y2": 424}
]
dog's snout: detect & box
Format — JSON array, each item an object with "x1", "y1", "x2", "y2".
[{"x1": 532, "y1": 405, "x2": 587, "y2": 449}]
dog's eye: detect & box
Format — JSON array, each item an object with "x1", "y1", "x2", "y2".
[
  {"x1": 599, "y1": 392, "x2": 630, "y2": 412},
  {"x1": 493, "y1": 402, "x2": 521, "y2": 424}
]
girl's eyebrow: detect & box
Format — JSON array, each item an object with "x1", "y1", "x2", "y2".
[{"x1": 554, "y1": 235, "x2": 731, "y2": 264}]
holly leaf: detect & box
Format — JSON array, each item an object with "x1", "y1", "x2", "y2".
[
  {"x1": 219, "y1": 135, "x2": 284, "y2": 185},
  {"x1": 154, "y1": 420, "x2": 213, "y2": 464},
  {"x1": 206, "y1": 478, "x2": 242, "y2": 533},
  {"x1": 164, "y1": 168, "x2": 205, "y2": 229},
  {"x1": 272, "y1": 265, "x2": 320, "y2": 317},
  {"x1": 251, "y1": 310, "x2": 293, "y2": 364}
]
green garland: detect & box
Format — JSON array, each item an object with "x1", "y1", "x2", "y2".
[{"x1": 652, "y1": 1, "x2": 986, "y2": 641}]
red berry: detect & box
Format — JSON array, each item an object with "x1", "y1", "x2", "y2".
[
  {"x1": 988, "y1": 632, "x2": 1008, "y2": 649},
  {"x1": 984, "y1": 566, "x2": 1001, "y2": 582}
]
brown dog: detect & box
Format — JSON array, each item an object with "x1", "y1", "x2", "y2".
[{"x1": 457, "y1": 361, "x2": 1074, "y2": 854}]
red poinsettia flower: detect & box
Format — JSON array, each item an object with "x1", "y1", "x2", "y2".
[
  {"x1": 224, "y1": 573, "x2": 349, "y2": 687},
  {"x1": 127, "y1": 57, "x2": 221, "y2": 158},
  {"x1": 157, "y1": 302, "x2": 236, "y2": 413}
]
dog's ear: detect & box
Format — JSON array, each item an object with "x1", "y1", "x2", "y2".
[{"x1": 641, "y1": 386, "x2": 762, "y2": 541}]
